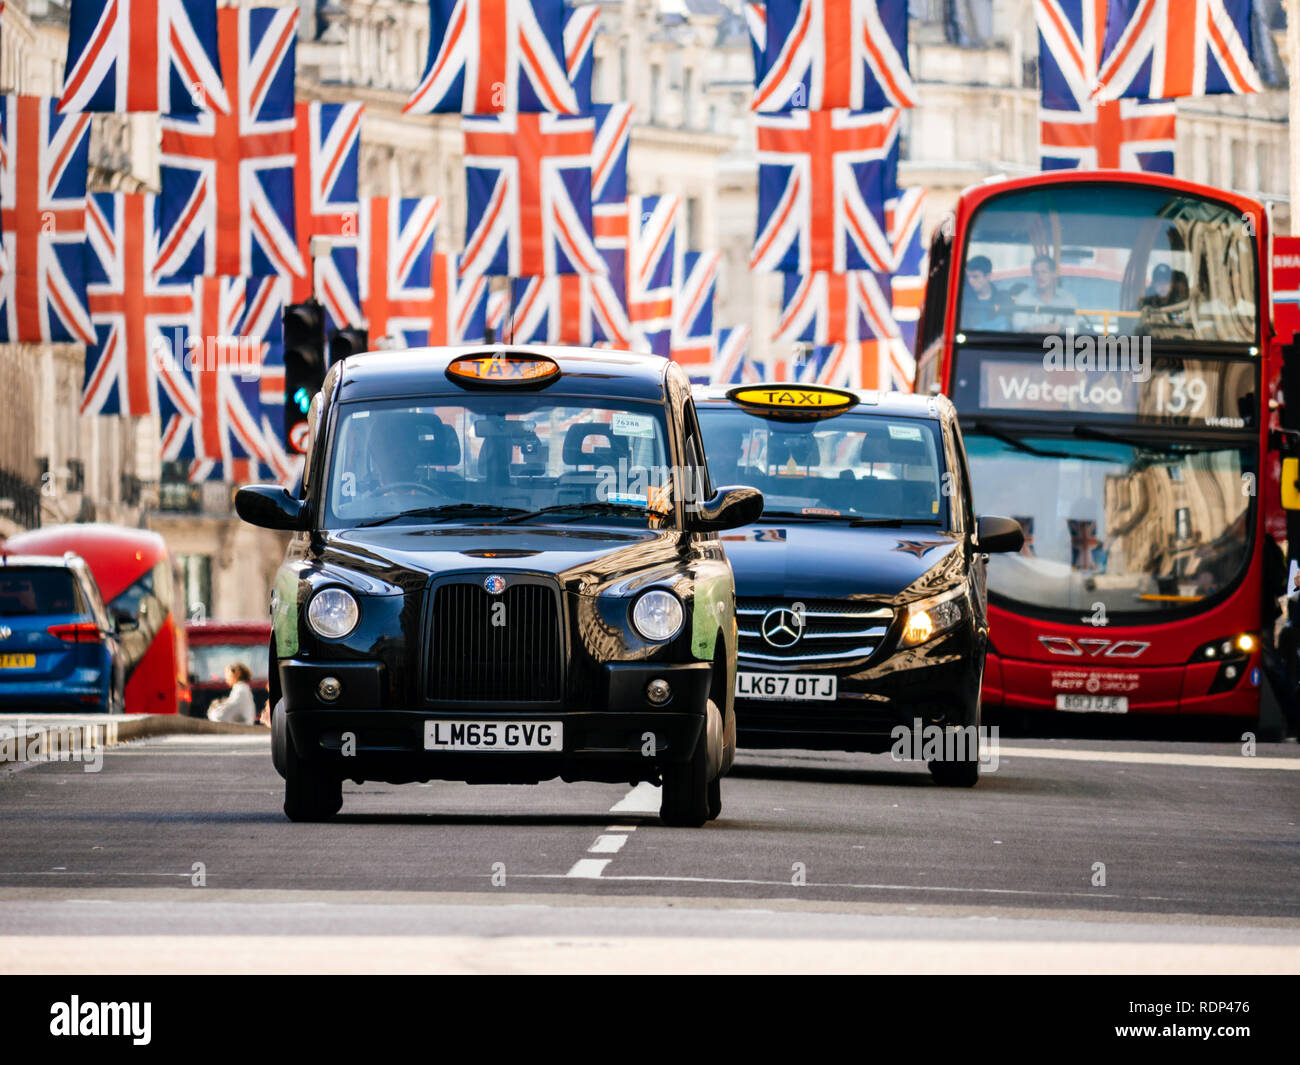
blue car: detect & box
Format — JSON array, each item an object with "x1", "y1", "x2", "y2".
[{"x1": 0, "y1": 553, "x2": 126, "y2": 713}]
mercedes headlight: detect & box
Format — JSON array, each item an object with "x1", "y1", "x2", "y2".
[
  {"x1": 631, "y1": 590, "x2": 684, "y2": 642},
  {"x1": 307, "y1": 588, "x2": 360, "y2": 639},
  {"x1": 900, "y1": 586, "x2": 966, "y2": 648}
]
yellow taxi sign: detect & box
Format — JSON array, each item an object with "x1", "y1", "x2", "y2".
[
  {"x1": 726, "y1": 384, "x2": 856, "y2": 416},
  {"x1": 447, "y1": 353, "x2": 560, "y2": 386}
]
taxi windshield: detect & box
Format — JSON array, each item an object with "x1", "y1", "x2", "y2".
[
  {"x1": 323, "y1": 396, "x2": 672, "y2": 528},
  {"x1": 959, "y1": 184, "x2": 1258, "y2": 342},
  {"x1": 698, "y1": 407, "x2": 949, "y2": 527}
]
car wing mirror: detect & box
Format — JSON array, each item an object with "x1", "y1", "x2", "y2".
[
  {"x1": 112, "y1": 612, "x2": 138, "y2": 633},
  {"x1": 976, "y1": 515, "x2": 1025, "y2": 554},
  {"x1": 236, "y1": 485, "x2": 310, "y2": 531},
  {"x1": 685, "y1": 485, "x2": 764, "y2": 533}
]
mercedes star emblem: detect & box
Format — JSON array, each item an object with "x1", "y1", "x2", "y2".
[{"x1": 761, "y1": 607, "x2": 804, "y2": 649}]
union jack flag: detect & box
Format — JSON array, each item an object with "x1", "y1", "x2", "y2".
[
  {"x1": 59, "y1": 0, "x2": 228, "y2": 114},
  {"x1": 292, "y1": 101, "x2": 363, "y2": 322},
  {"x1": 672, "y1": 250, "x2": 720, "y2": 376},
  {"x1": 752, "y1": 0, "x2": 916, "y2": 113},
  {"x1": 487, "y1": 287, "x2": 509, "y2": 337},
  {"x1": 1067, "y1": 517, "x2": 1103, "y2": 571},
  {"x1": 405, "y1": 0, "x2": 578, "y2": 115},
  {"x1": 501, "y1": 274, "x2": 630, "y2": 345},
  {"x1": 159, "y1": 275, "x2": 280, "y2": 483},
  {"x1": 157, "y1": 4, "x2": 302, "y2": 281},
  {"x1": 1037, "y1": 1, "x2": 1175, "y2": 173},
  {"x1": 592, "y1": 103, "x2": 633, "y2": 305},
  {"x1": 430, "y1": 252, "x2": 489, "y2": 345},
  {"x1": 565, "y1": 3, "x2": 599, "y2": 110},
  {"x1": 793, "y1": 340, "x2": 911, "y2": 390},
  {"x1": 1094, "y1": 0, "x2": 1262, "y2": 101},
  {"x1": 461, "y1": 112, "x2": 602, "y2": 278},
  {"x1": 359, "y1": 196, "x2": 442, "y2": 347},
  {"x1": 628, "y1": 195, "x2": 678, "y2": 356},
  {"x1": 752, "y1": 107, "x2": 898, "y2": 275},
  {"x1": 0, "y1": 95, "x2": 94, "y2": 345},
  {"x1": 80, "y1": 192, "x2": 192, "y2": 416},
  {"x1": 713, "y1": 326, "x2": 758, "y2": 384},
  {"x1": 775, "y1": 270, "x2": 895, "y2": 344},
  {"x1": 746, "y1": 2, "x2": 767, "y2": 72},
  {"x1": 887, "y1": 186, "x2": 925, "y2": 353}
]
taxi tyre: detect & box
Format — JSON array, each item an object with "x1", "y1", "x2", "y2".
[
  {"x1": 283, "y1": 721, "x2": 344, "y2": 822},
  {"x1": 661, "y1": 697, "x2": 723, "y2": 826},
  {"x1": 271, "y1": 696, "x2": 288, "y2": 778}
]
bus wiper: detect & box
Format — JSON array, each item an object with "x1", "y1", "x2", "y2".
[
  {"x1": 355, "y1": 504, "x2": 528, "y2": 528},
  {"x1": 1072, "y1": 425, "x2": 1187, "y2": 454},
  {"x1": 499, "y1": 501, "x2": 650, "y2": 524},
  {"x1": 969, "y1": 421, "x2": 1081, "y2": 460},
  {"x1": 848, "y1": 518, "x2": 944, "y2": 528}
]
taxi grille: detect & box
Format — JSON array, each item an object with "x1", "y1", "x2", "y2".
[
  {"x1": 736, "y1": 598, "x2": 893, "y2": 666},
  {"x1": 426, "y1": 581, "x2": 563, "y2": 702}
]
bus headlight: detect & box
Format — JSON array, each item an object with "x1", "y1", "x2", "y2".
[
  {"x1": 307, "y1": 588, "x2": 360, "y2": 639},
  {"x1": 900, "y1": 587, "x2": 966, "y2": 648},
  {"x1": 631, "y1": 590, "x2": 684, "y2": 642}
]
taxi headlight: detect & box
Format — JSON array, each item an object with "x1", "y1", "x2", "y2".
[
  {"x1": 900, "y1": 587, "x2": 966, "y2": 648},
  {"x1": 307, "y1": 588, "x2": 360, "y2": 639},
  {"x1": 631, "y1": 590, "x2": 684, "y2": 642}
]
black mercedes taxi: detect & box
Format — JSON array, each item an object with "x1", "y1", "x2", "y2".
[
  {"x1": 236, "y1": 347, "x2": 761, "y2": 826},
  {"x1": 694, "y1": 383, "x2": 1023, "y2": 786}
]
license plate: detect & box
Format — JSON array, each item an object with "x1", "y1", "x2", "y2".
[
  {"x1": 736, "y1": 672, "x2": 837, "y2": 701},
  {"x1": 1055, "y1": 694, "x2": 1128, "y2": 713},
  {"x1": 0, "y1": 654, "x2": 35, "y2": 669},
  {"x1": 423, "y1": 719, "x2": 563, "y2": 752}
]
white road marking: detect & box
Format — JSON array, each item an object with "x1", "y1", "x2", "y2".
[
  {"x1": 565, "y1": 859, "x2": 612, "y2": 879},
  {"x1": 588, "y1": 834, "x2": 628, "y2": 855},
  {"x1": 996, "y1": 745, "x2": 1299, "y2": 771},
  {"x1": 609, "y1": 781, "x2": 660, "y2": 814},
  {"x1": 605, "y1": 824, "x2": 638, "y2": 832}
]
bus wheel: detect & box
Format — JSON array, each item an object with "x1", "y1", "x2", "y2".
[{"x1": 282, "y1": 729, "x2": 342, "y2": 822}]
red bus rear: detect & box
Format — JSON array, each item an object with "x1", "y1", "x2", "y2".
[
  {"x1": 915, "y1": 171, "x2": 1279, "y2": 726},
  {"x1": 3, "y1": 525, "x2": 188, "y2": 715}
]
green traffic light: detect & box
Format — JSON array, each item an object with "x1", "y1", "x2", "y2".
[{"x1": 294, "y1": 387, "x2": 312, "y2": 413}]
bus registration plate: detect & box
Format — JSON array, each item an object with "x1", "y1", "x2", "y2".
[{"x1": 1055, "y1": 694, "x2": 1128, "y2": 713}]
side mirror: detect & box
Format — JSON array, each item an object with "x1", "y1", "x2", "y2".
[
  {"x1": 685, "y1": 485, "x2": 764, "y2": 533},
  {"x1": 112, "y1": 611, "x2": 138, "y2": 634},
  {"x1": 236, "y1": 485, "x2": 309, "y2": 531},
  {"x1": 976, "y1": 515, "x2": 1025, "y2": 554}
]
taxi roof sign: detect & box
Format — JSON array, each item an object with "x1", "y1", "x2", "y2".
[
  {"x1": 725, "y1": 384, "x2": 857, "y2": 418},
  {"x1": 446, "y1": 352, "x2": 560, "y2": 387}
]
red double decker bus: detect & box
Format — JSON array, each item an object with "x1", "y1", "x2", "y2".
[{"x1": 915, "y1": 171, "x2": 1283, "y2": 728}]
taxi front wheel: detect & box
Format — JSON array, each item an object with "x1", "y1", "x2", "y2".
[
  {"x1": 283, "y1": 732, "x2": 343, "y2": 822},
  {"x1": 660, "y1": 699, "x2": 722, "y2": 827}
]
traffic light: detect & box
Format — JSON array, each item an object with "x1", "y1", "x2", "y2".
[
  {"x1": 283, "y1": 300, "x2": 326, "y2": 455},
  {"x1": 328, "y1": 326, "x2": 369, "y2": 367}
]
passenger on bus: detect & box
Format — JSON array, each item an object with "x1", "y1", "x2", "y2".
[
  {"x1": 1140, "y1": 264, "x2": 1190, "y2": 310},
  {"x1": 1015, "y1": 254, "x2": 1078, "y2": 332},
  {"x1": 962, "y1": 255, "x2": 1012, "y2": 330}
]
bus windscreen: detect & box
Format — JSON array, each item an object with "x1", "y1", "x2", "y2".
[{"x1": 959, "y1": 185, "x2": 1258, "y2": 343}]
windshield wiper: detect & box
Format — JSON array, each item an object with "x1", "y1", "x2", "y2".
[
  {"x1": 354, "y1": 503, "x2": 528, "y2": 528},
  {"x1": 969, "y1": 421, "x2": 1082, "y2": 460},
  {"x1": 499, "y1": 501, "x2": 651, "y2": 524},
  {"x1": 1071, "y1": 425, "x2": 1188, "y2": 454},
  {"x1": 848, "y1": 518, "x2": 945, "y2": 528}
]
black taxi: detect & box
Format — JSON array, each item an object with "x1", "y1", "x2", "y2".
[
  {"x1": 694, "y1": 383, "x2": 1022, "y2": 785},
  {"x1": 236, "y1": 347, "x2": 761, "y2": 826}
]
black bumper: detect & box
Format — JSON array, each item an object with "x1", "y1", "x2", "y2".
[
  {"x1": 735, "y1": 638, "x2": 981, "y2": 754},
  {"x1": 279, "y1": 659, "x2": 712, "y2": 785}
]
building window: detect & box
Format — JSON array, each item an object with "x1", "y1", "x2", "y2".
[
  {"x1": 177, "y1": 554, "x2": 212, "y2": 624},
  {"x1": 649, "y1": 64, "x2": 661, "y2": 124},
  {"x1": 682, "y1": 68, "x2": 693, "y2": 128},
  {"x1": 685, "y1": 196, "x2": 700, "y2": 248}
]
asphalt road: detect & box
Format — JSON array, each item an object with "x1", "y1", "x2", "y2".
[{"x1": 1, "y1": 732, "x2": 1298, "y2": 973}]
